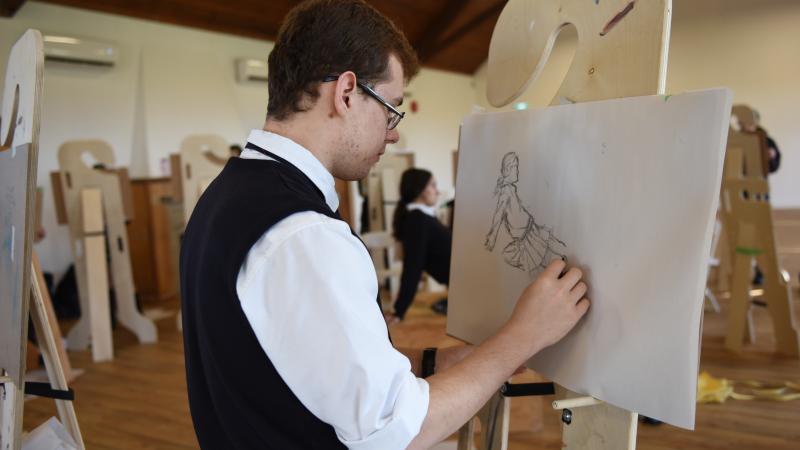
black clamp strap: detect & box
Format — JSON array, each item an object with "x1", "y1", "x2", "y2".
[
  {"x1": 500, "y1": 381, "x2": 555, "y2": 397},
  {"x1": 24, "y1": 382, "x2": 75, "y2": 401},
  {"x1": 421, "y1": 347, "x2": 437, "y2": 378}
]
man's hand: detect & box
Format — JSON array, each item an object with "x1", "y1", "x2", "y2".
[
  {"x1": 506, "y1": 259, "x2": 590, "y2": 353},
  {"x1": 406, "y1": 259, "x2": 588, "y2": 449}
]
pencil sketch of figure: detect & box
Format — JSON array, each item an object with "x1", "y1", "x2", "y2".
[{"x1": 484, "y1": 151, "x2": 567, "y2": 275}]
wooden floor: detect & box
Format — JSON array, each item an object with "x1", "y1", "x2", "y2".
[{"x1": 23, "y1": 289, "x2": 800, "y2": 449}]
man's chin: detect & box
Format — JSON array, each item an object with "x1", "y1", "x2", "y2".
[{"x1": 335, "y1": 167, "x2": 372, "y2": 182}]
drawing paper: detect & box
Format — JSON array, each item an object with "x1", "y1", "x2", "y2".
[{"x1": 448, "y1": 89, "x2": 732, "y2": 429}]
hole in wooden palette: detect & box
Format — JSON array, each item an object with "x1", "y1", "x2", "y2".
[
  {"x1": 515, "y1": 23, "x2": 579, "y2": 109},
  {"x1": 80, "y1": 151, "x2": 103, "y2": 169}
]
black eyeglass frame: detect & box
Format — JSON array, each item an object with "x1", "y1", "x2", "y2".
[{"x1": 322, "y1": 75, "x2": 405, "y2": 130}]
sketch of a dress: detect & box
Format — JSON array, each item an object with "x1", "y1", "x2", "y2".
[{"x1": 484, "y1": 152, "x2": 566, "y2": 275}]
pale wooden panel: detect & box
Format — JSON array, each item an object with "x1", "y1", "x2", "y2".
[
  {"x1": 487, "y1": 0, "x2": 670, "y2": 107},
  {"x1": 178, "y1": 134, "x2": 228, "y2": 225},
  {"x1": 0, "y1": 28, "x2": 43, "y2": 450},
  {"x1": 169, "y1": 153, "x2": 183, "y2": 202},
  {"x1": 50, "y1": 171, "x2": 68, "y2": 225},
  {"x1": 80, "y1": 188, "x2": 104, "y2": 234},
  {"x1": 58, "y1": 140, "x2": 157, "y2": 350},
  {"x1": 80, "y1": 188, "x2": 113, "y2": 362}
]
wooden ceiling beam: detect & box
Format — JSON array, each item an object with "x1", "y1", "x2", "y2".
[
  {"x1": 11, "y1": 0, "x2": 494, "y2": 74},
  {"x1": 0, "y1": 0, "x2": 26, "y2": 17},
  {"x1": 37, "y1": 0, "x2": 283, "y2": 41},
  {"x1": 424, "y1": 0, "x2": 506, "y2": 61},
  {"x1": 414, "y1": 0, "x2": 466, "y2": 62}
]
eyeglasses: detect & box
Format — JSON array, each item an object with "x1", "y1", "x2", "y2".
[{"x1": 322, "y1": 75, "x2": 404, "y2": 130}]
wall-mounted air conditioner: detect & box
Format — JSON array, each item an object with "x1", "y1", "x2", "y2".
[
  {"x1": 43, "y1": 35, "x2": 118, "y2": 66},
  {"x1": 236, "y1": 58, "x2": 268, "y2": 83}
]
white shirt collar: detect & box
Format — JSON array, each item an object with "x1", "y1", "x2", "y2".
[
  {"x1": 241, "y1": 129, "x2": 339, "y2": 212},
  {"x1": 407, "y1": 202, "x2": 437, "y2": 217}
]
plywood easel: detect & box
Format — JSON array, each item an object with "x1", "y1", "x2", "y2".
[
  {"x1": 719, "y1": 105, "x2": 799, "y2": 356},
  {"x1": 457, "y1": 1, "x2": 672, "y2": 448},
  {"x1": 364, "y1": 152, "x2": 414, "y2": 233},
  {"x1": 175, "y1": 134, "x2": 229, "y2": 227},
  {"x1": 55, "y1": 140, "x2": 157, "y2": 360},
  {"x1": 1, "y1": 29, "x2": 84, "y2": 450},
  {"x1": 169, "y1": 134, "x2": 230, "y2": 330}
]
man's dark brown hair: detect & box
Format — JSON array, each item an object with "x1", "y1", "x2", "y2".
[{"x1": 267, "y1": 0, "x2": 419, "y2": 120}]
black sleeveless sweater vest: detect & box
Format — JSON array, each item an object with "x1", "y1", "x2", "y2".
[{"x1": 180, "y1": 143, "x2": 374, "y2": 449}]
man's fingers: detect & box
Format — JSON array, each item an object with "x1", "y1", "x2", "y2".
[
  {"x1": 575, "y1": 298, "x2": 590, "y2": 316},
  {"x1": 570, "y1": 281, "x2": 587, "y2": 301},
  {"x1": 560, "y1": 267, "x2": 583, "y2": 288},
  {"x1": 542, "y1": 258, "x2": 567, "y2": 279}
]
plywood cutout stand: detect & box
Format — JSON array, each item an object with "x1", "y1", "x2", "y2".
[
  {"x1": 174, "y1": 134, "x2": 229, "y2": 227},
  {"x1": 1, "y1": 29, "x2": 84, "y2": 450},
  {"x1": 364, "y1": 152, "x2": 414, "y2": 233},
  {"x1": 170, "y1": 134, "x2": 230, "y2": 330},
  {"x1": 456, "y1": 1, "x2": 671, "y2": 448},
  {"x1": 361, "y1": 153, "x2": 413, "y2": 301},
  {"x1": 719, "y1": 105, "x2": 799, "y2": 356},
  {"x1": 54, "y1": 140, "x2": 156, "y2": 361}
]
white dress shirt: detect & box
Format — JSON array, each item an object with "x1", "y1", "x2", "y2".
[{"x1": 236, "y1": 130, "x2": 429, "y2": 449}]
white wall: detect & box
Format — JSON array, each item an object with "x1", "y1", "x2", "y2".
[
  {"x1": 394, "y1": 68, "x2": 475, "y2": 201},
  {"x1": 1, "y1": 1, "x2": 476, "y2": 278},
  {"x1": 666, "y1": 5, "x2": 800, "y2": 208},
  {"x1": 471, "y1": 4, "x2": 800, "y2": 208},
  {"x1": 0, "y1": 2, "x2": 272, "y2": 277}
]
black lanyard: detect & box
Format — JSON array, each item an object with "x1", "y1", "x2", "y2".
[
  {"x1": 245, "y1": 141, "x2": 295, "y2": 167},
  {"x1": 244, "y1": 141, "x2": 389, "y2": 337},
  {"x1": 244, "y1": 141, "x2": 339, "y2": 217}
]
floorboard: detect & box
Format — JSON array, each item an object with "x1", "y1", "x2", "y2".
[{"x1": 22, "y1": 287, "x2": 800, "y2": 449}]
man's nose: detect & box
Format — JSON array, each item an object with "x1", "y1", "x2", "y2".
[{"x1": 386, "y1": 128, "x2": 400, "y2": 144}]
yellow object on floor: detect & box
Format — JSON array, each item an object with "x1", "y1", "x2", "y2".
[{"x1": 697, "y1": 371, "x2": 800, "y2": 403}]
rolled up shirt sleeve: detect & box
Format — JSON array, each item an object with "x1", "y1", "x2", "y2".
[{"x1": 236, "y1": 212, "x2": 429, "y2": 449}]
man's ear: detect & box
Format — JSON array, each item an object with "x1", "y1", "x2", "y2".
[{"x1": 332, "y1": 71, "x2": 358, "y2": 116}]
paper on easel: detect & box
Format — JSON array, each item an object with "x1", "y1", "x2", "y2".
[
  {"x1": 22, "y1": 417, "x2": 78, "y2": 450},
  {"x1": 448, "y1": 89, "x2": 732, "y2": 429}
]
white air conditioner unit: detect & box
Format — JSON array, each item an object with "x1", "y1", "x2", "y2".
[
  {"x1": 236, "y1": 58, "x2": 268, "y2": 83},
  {"x1": 43, "y1": 35, "x2": 118, "y2": 66}
]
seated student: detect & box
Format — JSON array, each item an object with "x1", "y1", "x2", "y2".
[{"x1": 386, "y1": 168, "x2": 451, "y2": 324}]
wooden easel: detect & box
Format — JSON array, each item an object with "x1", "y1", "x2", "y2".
[
  {"x1": 719, "y1": 105, "x2": 799, "y2": 356},
  {"x1": 457, "y1": 1, "x2": 672, "y2": 448},
  {"x1": 1, "y1": 29, "x2": 84, "y2": 450},
  {"x1": 174, "y1": 134, "x2": 229, "y2": 227},
  {"x1": 364, "y1": 152, "x2": 414, "y2": 233},
  {"x1": 169, "y1": 134, "x2": 229, "y2": 330},
  {"x1": 53, "y1": 140, "x2": 157, "y2": 361}
]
